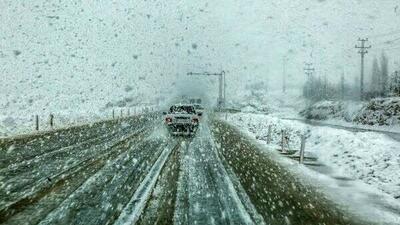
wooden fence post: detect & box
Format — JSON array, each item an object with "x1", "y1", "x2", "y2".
[
  {"x1": 112, "y1": 109, "x2": 115, "y2": 119},
  {"x1": 35, "y1": 115, "x2": 39, "y2": 131},
  {"x1": 120, "y1": 109, "x2": 123, "y2": 118},
  {"x1": 49, "y1": 114, "x2": 54, "y2": 129},
  {"x1": 299, "y1": 135, "x2": 306, "y2": 164},
  {"x1": 267, "y1": 125, "x2": 272, "y2": 144}
]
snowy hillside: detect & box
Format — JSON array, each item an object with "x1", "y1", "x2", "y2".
[{"x1": 354, "y1": 97, "x2": 400, "y2": 126}]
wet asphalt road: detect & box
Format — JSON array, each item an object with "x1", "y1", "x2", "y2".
[{"x1": 0, "y1": 113, "x2": 371, "y2": 225}]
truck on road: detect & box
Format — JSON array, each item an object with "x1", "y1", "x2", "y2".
[
  {"x1": 193, "y1": 104, "x2": 204, "y2": 116},
  {"x1": 164, "y1": 104, "x2": 200, "y2": 135},
  {"x1": 189, "y1": 98, "x2": 202, "y2": 104}
]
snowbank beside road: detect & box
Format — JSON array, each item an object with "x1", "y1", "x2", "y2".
[
  {"x1": 354, "y1": 97, "x2": 400, "y2": 126},
  {"x1": 225, "y1": 112, "x2": 400, "y2": 199},
  {"x1": 299, "y1": 98, "x2": 400, "y2": 132},
  {"x1": 229, "y1": 88, "x2": 305, "y2": 118},
  {"x1": 300, "y1": 100, "x2": 343, "y2": 120},
  {"x1": 300, "y1": 100, "x2": 363, "y2": 122}
]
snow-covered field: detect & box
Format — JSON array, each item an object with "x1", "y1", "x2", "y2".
[
  {"x1": 0, "y1": 105, "x2": 155, "y2": 137},
  {"x1": 225, "y1": 112, "x2": 400, "y2": 199}
]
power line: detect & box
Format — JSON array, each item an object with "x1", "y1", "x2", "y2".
[
  {"x1": 368, "y1": 29, "x2": 400, "y2": 38},
  {"x1": 372, "y1": 37, "x2": 400, "y2": 47},
  {"x1": 369, "y1": 41, "x2": 400, "y2": 52},
  {"x1": 379, "y1": 45, "x2": 400, "y2": 52}
]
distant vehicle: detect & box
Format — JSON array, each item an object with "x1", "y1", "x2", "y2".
[
  {"x1": 163, "y1": 104, "x2": 200, "y2": 135},
  {"x1": 189, "y1": 98, "x2": 202, "y2": 104},
  {"x1": 193, "y1": 104, "x2": 204, "y2": 116}
]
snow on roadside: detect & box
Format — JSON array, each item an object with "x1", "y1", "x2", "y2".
[
  {"x1": 299, "y1": 100, "x2": 363, "y2": 122},
  {"x1": 298, "y1": 98, "x2": 400, "y2": 133},
  {"x1": 229, "y1": 88, "x2": 305, "y2": 119},
  {"x1": 225, "y1": 112, "x2": 400, "y2": 199}
]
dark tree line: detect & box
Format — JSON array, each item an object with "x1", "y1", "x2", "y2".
[
  {"x1": 303, "y1": 52, "x2": 400, "y2": 102},
  {"x1": 366, "y1": 52, "x2": 389, "y2": 98},
  {"x1": 389, "y1": 70, "x2": 400, "y2": 96},
  {"x1": 366, "y1": 52, "x2": 400, "y2": 98},
  {"x1": 303, "y1": 75, "x2": 342, "y2": 101},
  {"x1": 302, "y1": 72, "x2": 362, "y2": 102}
]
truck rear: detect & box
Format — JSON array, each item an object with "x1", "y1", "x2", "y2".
[{"x1": 164, "y1": 104, "x2": 199, "y2": 135}]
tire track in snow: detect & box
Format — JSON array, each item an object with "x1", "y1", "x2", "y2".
[
  {"x1": 36, "y1": 134, "x2": 166, "y2": 225},
  {"x1": 0, "y1": 116, "x2": 150, "y2": 168},
  {"x1": 0, "y1": 121, "x2": 149, "y2": 202},
  {"x1": 174, "y1": 122, "x2": 260, "y2": 225},
  {"x1": 0, "y1": 126, "x2": 150, "y2": 224},
  {"x1": 114, "y1": 139, "x2": 181, "y2": 225},
  {"x1": 136, "y1": 136, "x2": 183, "y2": 225}
]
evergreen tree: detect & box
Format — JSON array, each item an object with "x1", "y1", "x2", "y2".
[
  {"x1": 303, "y1": 75, "x2": 339, "y2": 101},
  {"x1": 370, "y1": 57, "x2": 381, "y2": 93},
  {"x1": 380, "y1": 52, "x2": 389, "y2": 95},
  {"x1": 389, "y1": 71, "x2": 400, "y2": 96}
]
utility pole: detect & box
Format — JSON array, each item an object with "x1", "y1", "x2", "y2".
[
  {"x1": 304, "y1": 63, "x2": 315, "y2": 99},
  {"x1": 304, "y1": 63, "x2": 315, "y2": 78},
  {"x1": 323, "y1": 75, "x2": 327, "y2": 99},
  {"x1": 223, "y1": 71, "x2": 226, "y2": 106},
  {"x1": 341, "y1": 71, "x2": 345, "y2": 100},
  {"x1": 355, "y1": 38, "x2": 371, "y2": 100},
  {"x1": 187, "y1": 71, "x2": 226, "y2": 109},
  {"x1": 283, "y1": 56, "x2": 287, "y2": 93}
]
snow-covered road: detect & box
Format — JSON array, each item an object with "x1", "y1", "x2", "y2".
[
  {"x1": 174, "y1": 122, "x2": 261, "y2": 225},
  {"x1": 0, "y1": 113, "x2": 379, "y2": 224}
]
